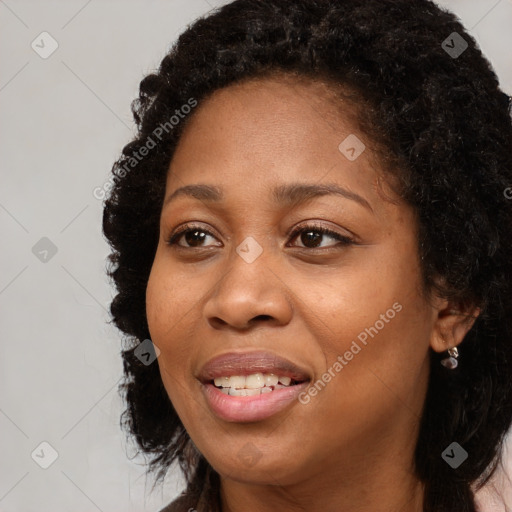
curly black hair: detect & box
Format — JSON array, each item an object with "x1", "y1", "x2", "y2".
[{"x1": 102, "y1": 1, "x2": 512, "y2": 511}]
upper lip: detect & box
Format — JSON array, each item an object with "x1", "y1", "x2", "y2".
[{"x1": 198, "y1": 350, "x2": 311, "y2": 383}]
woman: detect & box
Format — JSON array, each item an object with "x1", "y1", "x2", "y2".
[{"x1": 102, "y1": 1, "x2": 512, "y2": 510}]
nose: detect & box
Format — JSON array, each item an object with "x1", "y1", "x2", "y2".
[{"x1": 203, "y1": 248, "x2": 293, "y2": 331}]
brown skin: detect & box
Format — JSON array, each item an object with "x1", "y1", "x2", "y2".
[{"x1": 146, "y1": 76, "x2": 478, "y2": 512}]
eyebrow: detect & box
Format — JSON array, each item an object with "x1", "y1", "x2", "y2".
[{"x1": 163, "y1": 182, "x2": 373, "y2": 213}]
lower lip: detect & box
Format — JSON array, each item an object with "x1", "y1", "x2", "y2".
[{"x1": 201, "y1": 381, "x2": 310, "y2": 423}]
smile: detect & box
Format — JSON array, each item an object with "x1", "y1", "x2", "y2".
[
  {"x1": 198, "y1": 351, "x2": 311, "y2": 422},
  {"x1": 213, "y1": 373, "x2": 296, "y2": 395},
  {"x1": 202, "y1": 379, "x2": 310, "y2": 422}
]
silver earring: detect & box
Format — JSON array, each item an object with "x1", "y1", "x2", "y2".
[{"x1": 441, "y1": 347, "x2": 459, "y2": 369}]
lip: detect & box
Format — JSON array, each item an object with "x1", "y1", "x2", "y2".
[
  {"x1": 197, "y1": 350, "x2": 311, "y2": 423},
  {"x1": 202, "y1": 381, "x2": 310, "y2": 422},
  {"x1": 197, "y1": 350, "x2": 311, "y2": 382}
]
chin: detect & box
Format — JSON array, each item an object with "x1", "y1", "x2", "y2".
[{"x1": 205, "y1": 443, "x2": 306, "y2": 485}]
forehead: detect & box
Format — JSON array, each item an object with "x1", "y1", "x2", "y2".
[
  {"x1": 174, "y1": 75, "x2": 362, "y2": 158},
  {"x1": 166, "y1": 76, "x2": 398, "y2": 211}
]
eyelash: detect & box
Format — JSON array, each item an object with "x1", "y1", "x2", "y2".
[{"x1": 166, "y1": 222, "x2": 354, "y2": 250}]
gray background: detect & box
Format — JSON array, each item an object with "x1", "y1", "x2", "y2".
[{"x1": 1, "y1": 1, "x2": 511, "y2": 511}]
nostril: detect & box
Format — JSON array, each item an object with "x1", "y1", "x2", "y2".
[{"x1": 252, "y1": 315, "x2": 272, "y2": 322}]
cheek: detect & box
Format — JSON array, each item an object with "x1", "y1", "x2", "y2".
[
  {"x1": 145, "y1": 252, "x2": 213, "y2": 402},
  {"x1": 308, "y1": 241, "x2": 431, "y2": 396},
  {"x1": 146, "y1": 266, "x2": 192, "y2": 421},
  {"x1": 145, "y1": 275, "x2": 163, "y2": 336},
  {"x1": 306, "y1": 263, "x2": 410, "y2": 344},
  {"x1": 145, "y1": 251, "x2": 201, "y2": 338},
  {"x1": 146, "y1": 257, "x2": 191, "y2": 380}
]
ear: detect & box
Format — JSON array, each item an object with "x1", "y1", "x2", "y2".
[{"x1": 429, "y1": 297, "x2": 481, "y2": 353}]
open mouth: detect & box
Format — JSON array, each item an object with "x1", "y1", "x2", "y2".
[
  {"x1": 210, "y1": 373, "x2": 308, "y2": 396},
  {"x1": 203, "y1": 376, "x2": 310, "y2": 422},
  {"x1": 198, "y1": 351, "x2": 312, "y2": 421}
]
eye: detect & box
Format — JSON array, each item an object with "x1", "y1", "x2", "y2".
[
  {"x1": 166, "y1": 222, "x2": 354, "y2": 250},
  {"x1": 167, "y1": 223, "x2": 220, "y2": 249},
  {"x1": 287, "y1": 223, "x2": 354, "y2": 250}
]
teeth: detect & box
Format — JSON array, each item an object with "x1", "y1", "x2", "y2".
[
  {"x1": 228, "y1": 375, "x2": 246, "y2": 388},
  {"x1": 246, "y1": 373, "x2": 265, "y2": 388},
  {"x1": 264, "y1": 374, "x2": 279, "y2": 387},
  {"x1": 243, "y1": 388, "x2": 261, "y2": 396},
  {"x1": 227, "y1": 387, "x2": 262, "y2": 396},
  {"x1": 213, "y1": 372, "x2": 297, "y2": 393},
  {"x1": 214, "y1": 376, "x2": 231, "y2": 387},
  {"x1": 220, "y1": 385, "x2": 285, "y2": 396}
]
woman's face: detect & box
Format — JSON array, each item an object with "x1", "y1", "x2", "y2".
[{"x1": 146, "y1": 77, "x2": 441, "y2": 490}]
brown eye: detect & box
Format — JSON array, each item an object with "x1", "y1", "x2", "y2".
[
  {"x1": 167, "y1": 223, "x2": 354, "y2": 251},
  {"x1": 182, "y1": 230, "x2": 208, "y2": 247},
  {"x1": 288, "y1": 225, "x2": 354, "y2": 249},
  {"x1": 167, "y1": 224, "x2": 219, "y2": 248}
]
